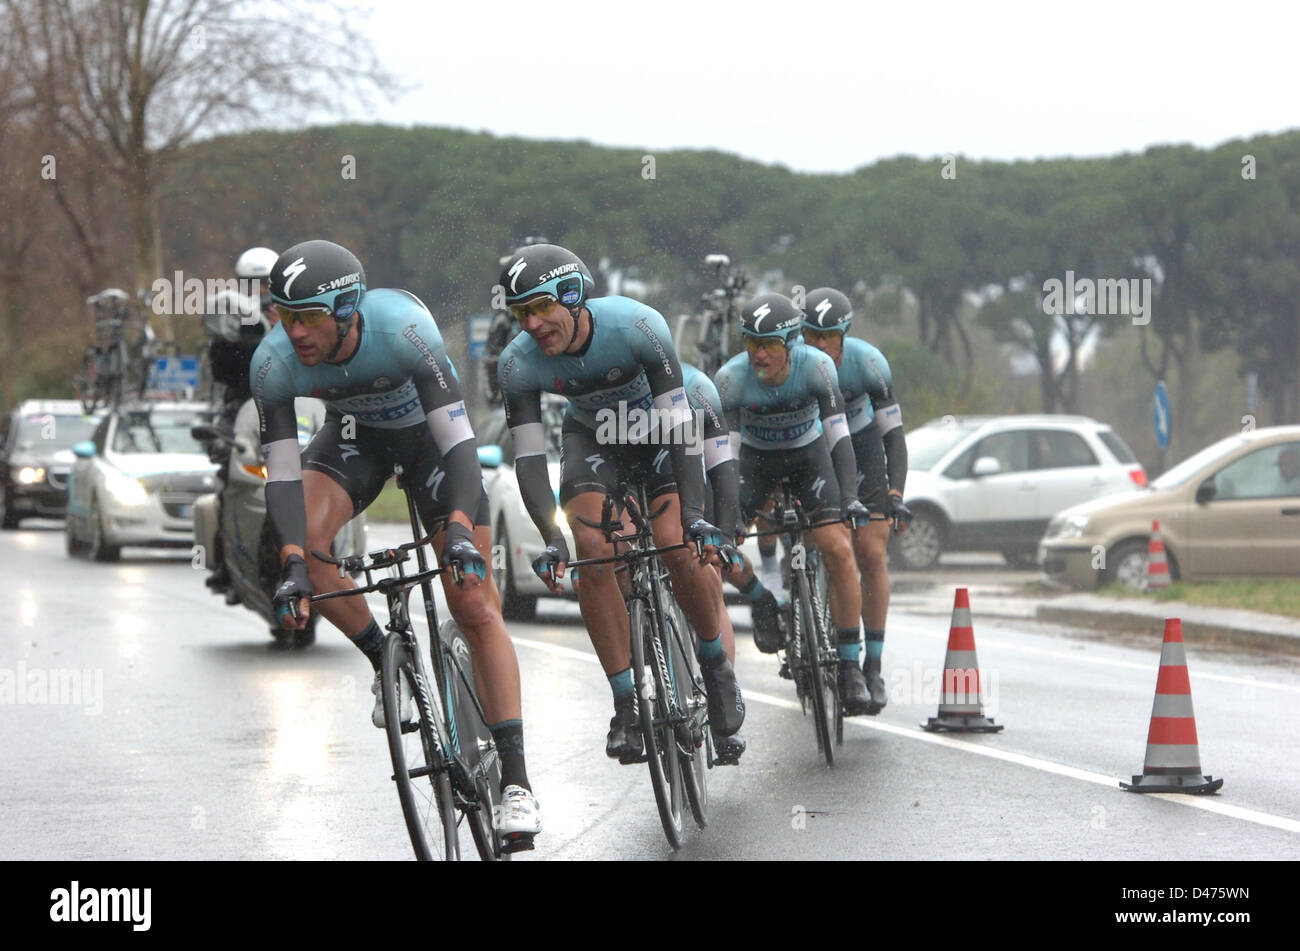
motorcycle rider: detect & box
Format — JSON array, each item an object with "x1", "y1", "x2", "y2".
[{"x1": 203, "y1": 247, "x2": 279, "y2": 595}]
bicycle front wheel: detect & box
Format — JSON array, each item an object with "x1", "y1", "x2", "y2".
[
  {"x1": 382, "y1": 632, "x2": 459, "y2": 860},
  {"x1": 438, "y1": 620, "x2": 507, "y2": 862},
  {"x1": 794, "y1": 569, "x2": 835, "y2": 766},
  {"x1": 629, "y1": 597, "x2": 686, "y2": 849},
  {"x1": 661, "y1": 586, "x2": 708, "y2": 829}
]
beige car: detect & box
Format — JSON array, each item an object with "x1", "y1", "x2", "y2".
[{"x1": 1040, "y1": 425, "x2": 1300, "y2": 589}]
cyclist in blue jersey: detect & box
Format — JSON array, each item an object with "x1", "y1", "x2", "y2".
[
  {"x1": 714, "y1": 292, "x2": 873, "y2": 715},
  {"x1": 681, "y1": 361, "x2": 746, "y2": 762},
  {"x1": 801, "y1": 288, "x2": 911, "y2": 714},
  {"x1": 251, "y1": 240, "x2": 540, "y2": 845},
  {"x1": 495, "y1": 244, "x2": 745, "y2": 765}
]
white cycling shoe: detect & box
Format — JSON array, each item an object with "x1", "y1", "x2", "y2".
[
  {"x1": 371, "y1": 671, "x2": 414, "y2": 729},
  {"x1": 494, "y1": 785, "x2": 542, "y2": 850}
]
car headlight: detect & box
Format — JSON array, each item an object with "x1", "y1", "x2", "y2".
[
  {"x1": 17, "y1": 466, "x2": 46, "y2": 484},
  {"x1": 105, "y1": 471, "x2": 148, "y2": 506},
  {"x1": 1049, "y1": 514, "x2": 1089, "y2": 540}
]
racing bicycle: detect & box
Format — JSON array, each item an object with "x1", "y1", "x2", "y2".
[
  {"x1": 566, "y1": 482, "x2": 712, "y2": 850},
  {"x1": 308, "y1": 470, "x2": 511, "y2": 861}
]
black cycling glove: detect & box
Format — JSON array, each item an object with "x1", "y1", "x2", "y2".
[
  {"x1": 441, "y1": 522, "x2": 486, "y2": 583},
  {"x1": 273, "y1": 553, "x2": 312, "y2": 623}
]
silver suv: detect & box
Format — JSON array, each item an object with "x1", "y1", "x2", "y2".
[{"x1": 891, "y1": 415, "x2": 1145, "y2": 569}]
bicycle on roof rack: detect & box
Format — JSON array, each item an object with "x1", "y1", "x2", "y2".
[
  {"x1": 674, "y1": 253, "x2": 751, "y2": 379},
  {"x1": 75, "y1": 288, "x2": 174, "y2": 412}
]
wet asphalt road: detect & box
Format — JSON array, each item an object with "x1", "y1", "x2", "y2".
[{"x1": 3, "y1": 521, "x2": 1298, "y2": 860}]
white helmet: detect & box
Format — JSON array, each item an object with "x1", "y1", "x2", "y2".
[
  {"x1": 203, "y1": 288, "x2": 266, "y2": 342},
  {"x1": 234, "y1": 247, "x2": 279, "y2": 280}
]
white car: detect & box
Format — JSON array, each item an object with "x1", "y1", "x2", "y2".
[
  {"x1": 65, "y1": 401, "x2": 218, "y2": 561},
  {"x1": 892, "y1": 415, "x2": 1145, "y2": 569},
  {"x1": 476, "y1": 396, "x2": 576, "y2": 619}
]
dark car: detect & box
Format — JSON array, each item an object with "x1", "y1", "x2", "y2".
[{"x1": 1, "y1": 400, "x2": 103, "y2": 528}]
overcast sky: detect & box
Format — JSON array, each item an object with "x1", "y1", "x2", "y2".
[{"x1": 352, "y1": 0, "x2": 1297, "y2": 173}]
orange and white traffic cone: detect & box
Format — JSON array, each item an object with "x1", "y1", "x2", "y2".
[
  {"x1": 1146, "y1": 520, "x2": 1171, "y2": 590},
  {"x1": 921, "y1": 588, "x2": 1003, "y2": 733},
  {"x1": 1121, "y1": 618, "x2": 1222, "y2": 794}
]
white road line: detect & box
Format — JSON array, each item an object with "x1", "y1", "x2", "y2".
[
  {"x1": 893, "y1": 619, "x2": 1300, "y2": 693},
  {"x1": 511, "y1": 635, "x2": 1300, "y2": 836}
]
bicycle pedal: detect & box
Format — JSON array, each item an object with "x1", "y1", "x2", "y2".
[
  {"x1": 712, "y1": 753, "x2": 741, "y2": 767},
  {"x1": 500, "y1": 832, "x2": 536, "y2": 854}
]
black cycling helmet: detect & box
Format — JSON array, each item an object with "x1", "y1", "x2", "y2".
[
  {"x1": 269, "y1": 240, "x2": 366, "y2": 321},
  {"x1": 499, "y1": 244, "x2": 595, "y2": 311},
  {"x1": 739, "y1": 292, "x2": 803, "y2": 348},
  {"x1": 802, "y1": 287, "x2": 853, "y2": 335}
]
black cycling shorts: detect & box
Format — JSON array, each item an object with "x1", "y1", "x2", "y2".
[
  {"x1": 738, "y1": 440, "x2": 841, "y2": 525},
  {"x1": 301, "y1": 416, "x2": 489, "y2": 532},
  {"x1": 851, "y1": 426, "x2": 890, "y2": 513},
  {"x1": 558, "y1": 417, "x2": 678, "y2": 508}
]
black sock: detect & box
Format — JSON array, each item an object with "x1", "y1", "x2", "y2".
[
  {"x1": 491, "y1": 719, "x2": 530, "y2": 793},
  {"x1": 350, "y1": 619, "x2": 385, "y2": 672}
]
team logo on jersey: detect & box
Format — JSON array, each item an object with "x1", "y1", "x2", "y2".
[
  {"x1": 810, "y1": 476, "x2": 826, "y2": 499},
  {"x1": 751, "y1": 303, "x2": 772, "y2": 332},
  {"x1": 372, "y1": 377, "x2": 391, "y2": 390},
  {"x1": 339, "y1": 443, "x2": 359, "y2": 463},
  {"x1": 815, "y1": 297, "x2": 833, "y2": 322},
  {"x1": 607, "y1": 367, "x2": 623, "y2": 382},
  {"x1": 653, "y1": 449, "x2": 669, "y2": 473},
  {"x1": 586, "y1": 454, "x2": 605, "y2": 474}
]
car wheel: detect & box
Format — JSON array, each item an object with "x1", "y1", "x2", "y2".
[
  {"x1": 893, "y1": 509, "x2": 943, "y2": 570},
  {"x1": 0, "y1": 488, "x2": 19, "y2": 530},
  {"x1": 494, "y1": 523, "x2": 537, "y2": 621},
  {"x1": 1001, "y1": 548, "x2": 1038, "y2": 570},
  {"x1": 87, "y1": 495, "x2": 121, "y2": 563},
  {"x1": 1104, "y1": 539, "x2": 1150, "y2": 591}
]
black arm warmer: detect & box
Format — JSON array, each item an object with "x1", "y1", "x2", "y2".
[
  {"x1": 440, "y1": 437, "x2": 482, "y2": 523},
  {"x1": 265, "y1": 479, "x2": 307, "y2": 555},
  {"x1": 882, "y1": 426, "x2": 909, "y2": 495},
  {"x1": 667, "y1": 432, "x2": 706, "y2": 527},
  {"x1": 515, "y1": 453, "x2": 564, "y2": 546},
  {"x1": 830, "y1": 436, "x2": 859, "y2": 510},
  {"x1": 710, "y1": 457, "x2": 742, "y2": 540}
]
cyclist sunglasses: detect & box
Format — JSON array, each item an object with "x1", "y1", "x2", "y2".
[
  {"x1": 743, "y1": 335, "x2": 787, "y2": 356},
  {"x1": 273, "y1": 304, "x2": 334, "y2": 328},
  {"x1": 801, "y1": 327, "x2": 842, "y2": 346},
  {"x1": 508, "y1": 296, "x2": 558, "y2": 321}
]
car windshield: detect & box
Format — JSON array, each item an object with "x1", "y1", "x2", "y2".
[
  {"x1": 907, "y1": 421, "x2": 983, "y2": 471},
  {"x1": 113, "y1": 410, "x2": 206, "y2": 455},
  {"x1": 15, "y1": 413, "x2": 100, "y2": 450},
  {"x1": 1151, "y1": 436, "x2": 1249, "y2": 489}
]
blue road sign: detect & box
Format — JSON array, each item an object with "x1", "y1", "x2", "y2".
[
  {"x1": 151, "y1": 356, "x2": 200, "y2": 392},
  {"x1": 1153, "y1": 381, "x2": 1171, "y2": 450}
]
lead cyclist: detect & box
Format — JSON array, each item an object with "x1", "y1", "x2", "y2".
[{"x1": 251, "y1": 240, "x2": 540, "y2": 847}]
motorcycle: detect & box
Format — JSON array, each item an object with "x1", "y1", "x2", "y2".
[{"x1": 192, "y1": 397, "x2": 367, "y2": 648}]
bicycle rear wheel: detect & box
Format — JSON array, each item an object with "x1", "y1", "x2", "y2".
[
  {"x1": 382, "y1": 632, "x2": 459, "y2": 860},
  {"x1": 661, "y1": 586, "x2": 708, "y2": 829},
  {"x1": 794, "y1": 569, "x2": 835, "y2": 766},
  {"x1": 438, "y1": 620, "x2": 508, "y2": 861},
  {"x1": 629, "y1": 597, "x2": 686, "y2": 849}
]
